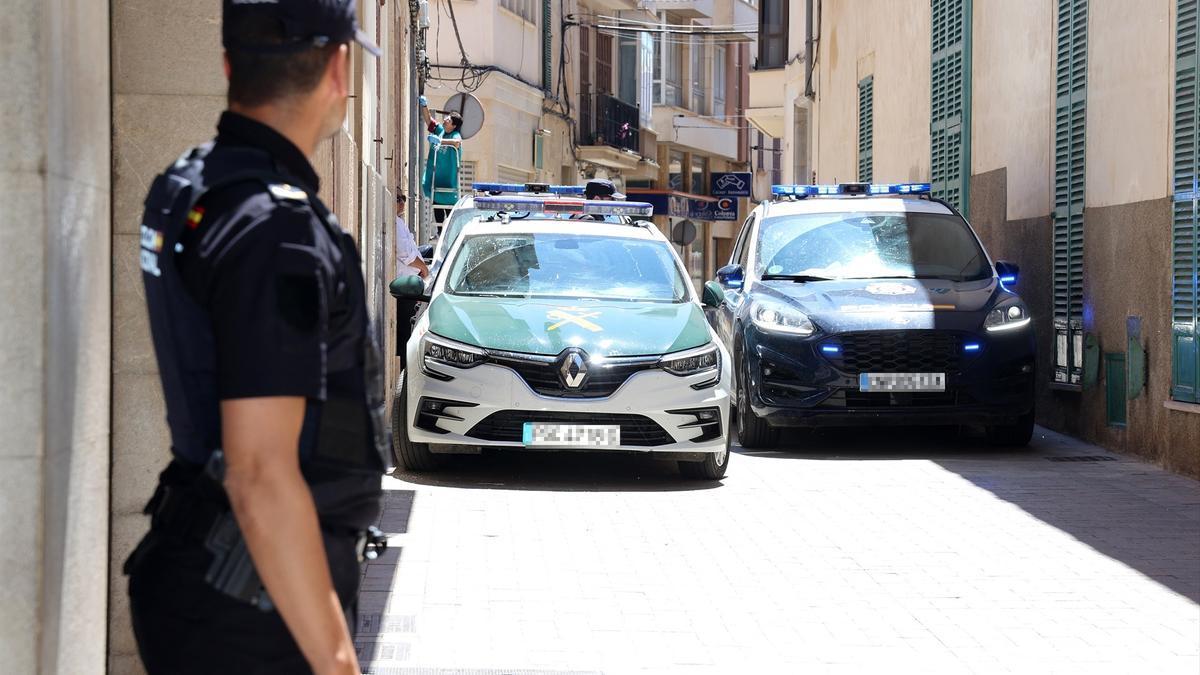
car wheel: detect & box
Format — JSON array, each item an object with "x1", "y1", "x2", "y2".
[
  {"x1": 985, "y1": 409, "x2": 1035, "y2": 447},
  {"x1": 391, "y1": 371, "x2": 440, "y2": 472},
  {"x1": 679, "y1": 431, "x2": 730, "y2": 480},
  {"x1": 736, "y1": 358, "x2": 779, "y2": 449}
]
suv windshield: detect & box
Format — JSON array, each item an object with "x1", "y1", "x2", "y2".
[
  {"x1": 754, "y1": 211, "x2": 991, "y2": 282},
  {"x1": 446, "y1": 233, "x2": 689, "y2": 302}
]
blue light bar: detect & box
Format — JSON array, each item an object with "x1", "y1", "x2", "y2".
[
  {"x1": 821, "y1": 344, "x2": 841, "y2": 354},
  {"x1": 772, "y1": 183, "x2": 932, "y2": 198},
  {"x1": 964, "y1": 342, "x2": 982, "y2": 352},
  {"x1": 474, "y1": 196, "x2": 654, "y2": 217},
  {"x1": 999, "y1": 275, "x2": 1017, "y2": 285},
  {"x1": 473, "y1": 182, "x2": 586, "y2": 196}
]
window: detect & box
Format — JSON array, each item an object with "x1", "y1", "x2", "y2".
[
  {"x1": 857, "y1": 76, "x2": 874, "y2": 183},
  {"x1": 500, "y1": 0, "x2": 536, "y2": 23},
  {"x1": 618, "y1": 33, "x2": 638, "y2": 104},
  {"x1": 1172, "y1": 0, "x2": 1199, "y2": 401},
  {"x1": 654, "y1": 15, "x2": 684, "y2": 107},
  {"x1": 734, "y1": 216, "x2": 755, "y2": 269},
  {"x1": 757, "y1": 0, "x2": 788, "y2": 69},
  {"x1": 793, "y1": 106, "x2": 810, "y2": 183},
  {"x1": 457, "y1": 160, "x2": 476, "y2": 198},
  {"x1": 691, "y1": 156, "x2": 708, "y2": 195},
  {"x1": 713, "y1": 44, "x2": 727, "y2": 119},
  {"x1": 447, "y1": 234, "x2": 689, "y2": 303},
  {"x1": 930, "y1": 0, "x2": 971, "y2": 212},
  {"x1": 668, "y1": 151, "x2": 685, "y2": 191},
  {"x1": 691, "y1": 34, "x2": 708, "y2": 115},
  {"x1": 597, "y1": 32, "x2": 614, "y2": 95},
  {"x1": 1052, "y1": 0, "x2": 1088, "y2": 386}
]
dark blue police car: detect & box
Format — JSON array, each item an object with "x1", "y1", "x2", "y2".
[{"x1": 705, "y1": 183, "x2": 1036, "y2": 449}]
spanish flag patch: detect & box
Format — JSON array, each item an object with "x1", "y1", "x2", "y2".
[{"x1": 186, "y1": 206, "x2": 205, "y2": 229}]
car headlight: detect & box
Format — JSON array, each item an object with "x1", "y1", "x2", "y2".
[
  {"x1": 985, "y1": 299, "x2": 1032, "y2": 332},
  {"x1": 659, "y1": 343, "x2": 720, "y2": 376},
  {"x1": 750, "y1": 298, "x2": 815, "y2": 336},
  {"x1": 422, "y1": 334, "x2": 487, "y2": 368}
]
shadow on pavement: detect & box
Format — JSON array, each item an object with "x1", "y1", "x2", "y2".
[
  {"x1": 392, "y1": 450, "x2": 723, "y2": 493},
  {"x1": 355, "y1": 487, "x2": 416, "y2": 671},
  {"x1": 749, "y1": 425, "x2": 1200, "y2": 605}
]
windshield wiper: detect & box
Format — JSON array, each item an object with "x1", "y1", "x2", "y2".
[{"x1": 760, "y1": 273, "x2": 835, "y2": 283}]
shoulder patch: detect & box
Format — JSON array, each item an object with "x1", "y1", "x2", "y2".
[{"x1": 267, "y1": 183, "x2": 310, "y2": 203}]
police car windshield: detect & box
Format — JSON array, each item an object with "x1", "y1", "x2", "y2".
[
  {"x1": 434, "y1": 208, "x2": 625, "y2": 264},
  {"x1": 446, "y1": 233, "x2": 689, "y2": 302},
  {"x1": 755, "y1": 211, "x2": 991, "y2": 282}
]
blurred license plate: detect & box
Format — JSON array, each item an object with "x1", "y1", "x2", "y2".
[
  {"x1": 522, "y1": 423, "x2": 621, "y2": 447},
  {"x1": 859, "y1": 373, "x2": 946, "y2": 392}
]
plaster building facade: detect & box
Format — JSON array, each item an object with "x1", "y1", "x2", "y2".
[
  {"x1": 748, "y1": 0, "x2": 1200, "y2": 476},
  {"x1": 1, "y1": 0, "x2": 418, "y2": 671}
]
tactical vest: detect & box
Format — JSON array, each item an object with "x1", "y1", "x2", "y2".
[{"x1": 139, "y1": 142, "x2": 386, "y2": 529}]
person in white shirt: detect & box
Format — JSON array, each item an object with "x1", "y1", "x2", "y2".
[{"x1": 394, "y1": 191, "x2": 428, "y2": 361}]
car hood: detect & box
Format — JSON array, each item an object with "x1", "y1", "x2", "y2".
[
  {"x1": 752, "y1": 277, "x2": 1001, "y2": 332},
  {"x1": 426, "y1": 294, "x2": 712, "y2": 356}
]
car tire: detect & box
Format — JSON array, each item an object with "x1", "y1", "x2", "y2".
[
  {"x1": 985, "y1": 409, "x2": 1035, "y2": 447},
  {"x1": 736, "y1": 358, "x2": 779, "y2": 449},
  {"x1": 391, "y1": 371, "x2": 440, "y2": 472},
  {"x1": 679, "y1": 432, "x2": 731, "y2": 481}
]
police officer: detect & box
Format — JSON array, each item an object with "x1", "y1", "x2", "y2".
[{"x1": 126, "y1": 2, "x2": 387, "y2": 673}]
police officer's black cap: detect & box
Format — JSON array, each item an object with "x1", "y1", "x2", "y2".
[
  {"x1": 223, "y1": 0, "x2": 381, "y2": 58},
  {"x1": 584, "y1": 179, "x2": 625, "y2": 200}
]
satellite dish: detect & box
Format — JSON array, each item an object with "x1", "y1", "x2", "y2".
[{"x1": 439, "y1": 92, "x2": 485, "y2": 140}]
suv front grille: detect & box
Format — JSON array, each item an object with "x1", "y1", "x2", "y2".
[
  {"x1": 836, "y1": 330, "x2": 964, "y2": 374},
  {"x1": 489, "y1": 352, "x2": 658, "y2": 398},
  {"x1": 466, "y1": 411, "x2": 674, "y2": 446}
]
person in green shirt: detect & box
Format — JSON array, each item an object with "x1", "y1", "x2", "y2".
[{"x1": 419, "y1": 96, "x2": 463, "y2": 224}]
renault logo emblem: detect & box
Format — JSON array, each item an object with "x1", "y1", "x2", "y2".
[{"x1": 559, "y1": 349, "x2": 588, "y2": 389}]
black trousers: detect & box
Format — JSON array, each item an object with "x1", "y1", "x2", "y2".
[
  {"x1": 127, "y1": 526, "x2": 362, "y2": 674},
  {"x1": 396, "y1": 296, "x2": 418, "y2": 359}
]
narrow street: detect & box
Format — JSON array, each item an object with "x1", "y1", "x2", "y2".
[{"x1": 356, "y1": 428, "x2": 1200, "y2": 673}]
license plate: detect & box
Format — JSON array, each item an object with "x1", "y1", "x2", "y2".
[
  {"x1": 522, "y1": 423, "x2": 621, "y2": 447},
  {"x1": 859, "y1": 372, "x2": 946, "y2": 392}
]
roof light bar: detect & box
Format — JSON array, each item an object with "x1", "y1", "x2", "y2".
[
  {"x1": 474, "y1": 196, "x2": 654, "y2": 217},
  {"x1": 473, "y1": 182, "x2": 587, "y2": 196},
  {"x1": 772, "y1": 183, "x2": 933, "y2": 198}
]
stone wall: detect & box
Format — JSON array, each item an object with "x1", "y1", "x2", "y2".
[{"x1": 0, "y1": 0, "x2": 113, "y2": 672}]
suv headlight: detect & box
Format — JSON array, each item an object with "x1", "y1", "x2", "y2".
[
  {"x1": 659, "y1": 343, "x2": 720, "y2": 377},
  {"x1": 750, "y1": 298, "x2": 815, "y2": 336},
  {"x1": 422, "y1": 334, "x2": 487, "y2": 368},
  {"x1": 985, "y1": 299, "x2": 1032, "y2": 332}
]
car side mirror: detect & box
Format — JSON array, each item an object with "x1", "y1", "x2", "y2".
[
  {"x1": 702, "y1": 280, "x2": 725, "y2": 308},
  {"x1": 418, "y1": 244, "x2": 434, "y2": 264},
  {"x1": 389, "y1": 275, "x2": 430, "y2": 302},
  {"x1": 716, "y1": 263, "x2": 745, "y2": 290},
  {"x1": 995, "y1": 261, "x2": 1020, "y2": 287}
]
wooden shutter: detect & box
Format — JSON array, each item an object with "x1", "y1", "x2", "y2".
[
  {"x1": 597, "y1": 32, "x2": 614, "y2": 95},
  {"x1": 930, "y1": 0, "x2": 971, "y2": 212},
  {"x1": 1052, "y1": 0, "x2": 1088, "y2": 385},
  {"x1": 858, "y1": 76, "x2": 874, "y2": 183},
  {"x1": 1173, "y1": 0, "x2": 1200, "y2": 402}
]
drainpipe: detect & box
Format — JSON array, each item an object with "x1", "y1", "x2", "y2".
[
  {"x1": 409, "y1": 0, "x2": 428, "y2": 243},
  {"x1": 804, "y1": 0, "x2": 816, "y2": 99}
]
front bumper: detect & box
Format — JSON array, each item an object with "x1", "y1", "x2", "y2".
[
  {"x1": 742, "y1": 325, "x2": 1036, "y2": 428},
  {"x1": 405, "y1": 356, "x2": 732, "y2": 456}
]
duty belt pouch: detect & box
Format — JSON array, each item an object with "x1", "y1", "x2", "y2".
[{"x1": 204, "y1": 512, "x2": 274, "y2": 612}]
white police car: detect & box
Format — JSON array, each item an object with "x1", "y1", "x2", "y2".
[{"x1": 391, "y1": 194, "x2": 733, "y2": 479}]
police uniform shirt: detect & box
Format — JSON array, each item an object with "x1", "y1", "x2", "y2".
[{"x1": 178, "y1": 111, "x2": 334, "y2": 404}]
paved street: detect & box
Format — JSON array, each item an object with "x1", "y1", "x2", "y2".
[{"x1": 356, "y1": 427, "x2": 1200, "y2": 674}]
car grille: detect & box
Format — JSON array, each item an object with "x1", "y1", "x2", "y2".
[
  {"x1": 465, "y1": 411, "x2": 674, "y2": 446},
  {"x1": 489, "y1": 352, "x2": 658, "y2": 398},
  {"x1": 837, "y1": 330, "x2": 964, "y2": 374}
]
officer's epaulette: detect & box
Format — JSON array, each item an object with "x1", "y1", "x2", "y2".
[{"x1": 266, "y1": 182, "x2": 309, "y2": 204}]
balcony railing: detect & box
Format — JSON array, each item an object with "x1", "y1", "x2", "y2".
[{"x1": 579, "y1": 90, "x2": 640, "y2": 154}]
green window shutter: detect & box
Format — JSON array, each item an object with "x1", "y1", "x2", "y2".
[
  {"x1": 1052, "y1": 0, "x2": 1088, "y2": 386},
  {"x1": 542, "y1": 0, "x2": 553, "y2": 92},
  {"x1": 930, "y1": 0, "x2": 971, "y2": 212},
  {"x1": 1173, "y1": 0, "x2": 1200, "y2": 402},
  {"x1": 858, "y1": 76, "x2": 874, "y2": 183}
]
